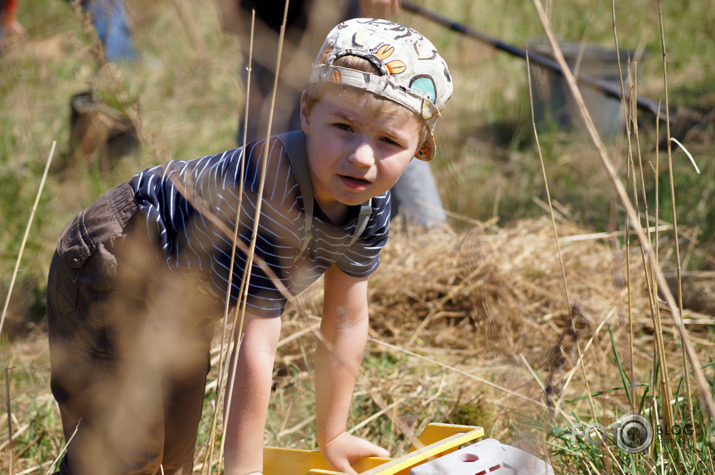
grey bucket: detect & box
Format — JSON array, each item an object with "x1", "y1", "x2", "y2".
[{"x1": 527, "y1": 39, "x2": 632, "y2": 139}]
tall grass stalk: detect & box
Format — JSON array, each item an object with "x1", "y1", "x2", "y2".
[
  {"x1": 0, "y1": 142, "x2": 55, "y2": 340},
  {"x1": 611, "y1": 0, "x2": 679, "y2": 436},
  {"x1": 555, "y1": 310, "x2": 613, "y2": 412},
  {"x1": 156, "y1": 162, "x2": 294, "y2": 472},
  {"x1": 628, "y1": 62, "x2": 666, "y2": 424},
  {"x1": 611, "y1": 0, "x2": 638, "y2": 414},
  {"x1": 5, "y1": 368, "x2": 13, "y2": 475},
  {"x1": 219, "y1": 2, "x2": 291, "y2": 471},
  {"x1": 170, "y1": 0, "x2": 206, "y2": 58},
  {"x1": 525, "y1": 52, "x2": 600, "y2": 437},
  {"x1": 369, "y1": 337, "x2": 549, "y2": 411},
  {"x1": 657, "y1": 0, "x2": 697, "y2": 446},
  {"x1": 204, "y1": 9, "x2": 256, "y2": 474},
  {"x1": 530, "y1": 0, "x2": 715, "y2": 422},
  {"x1": 625, "y1": 52, "x2": 675, "y2": 434},
  {"x1": 47, "y1": 422, "x2": 79, "y2": 475}
]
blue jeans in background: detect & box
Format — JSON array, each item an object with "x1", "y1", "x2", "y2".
[{"x1": 80, "y1": 0, "x2": 137, "y2": 62}]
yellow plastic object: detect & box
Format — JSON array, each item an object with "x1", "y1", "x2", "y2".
[{"x1": 262, "y1": 423, "x2": 484, "y2": 475}]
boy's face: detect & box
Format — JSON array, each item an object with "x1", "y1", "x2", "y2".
[{"x1": 300, "y1": 89, "x2": 422, "y2": 222}]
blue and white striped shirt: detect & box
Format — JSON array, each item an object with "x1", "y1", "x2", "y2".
[{"x1": 129, "y1": 136, "x2": 391, "y2": 317}]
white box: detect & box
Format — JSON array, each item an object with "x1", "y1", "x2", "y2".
[{"x1": 409, "y1": 438, "x2": 554, "y2": 475}]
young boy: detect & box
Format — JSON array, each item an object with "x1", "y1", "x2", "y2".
[{"x1": 46, "y1": 18, "x2": 452, "y2": 475}]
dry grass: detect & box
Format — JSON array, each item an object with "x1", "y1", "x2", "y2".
[
  {"x1": 1, "y1": 214, "x2": 712, "y2": 473},
  {"x1": 262, "y1": 217, "x2": 712, "y2": 460},
  {"x1": 1, "y1": 0, "x2": 714, "y2": 473}
]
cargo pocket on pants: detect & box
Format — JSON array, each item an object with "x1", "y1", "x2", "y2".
[{"x1": 50, "y1": 210, "x2": 97, "y2": 317}]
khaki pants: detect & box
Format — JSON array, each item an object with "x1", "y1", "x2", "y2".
[{"x1": 47, "y1": 182, "x2": 218, "y2": 475}]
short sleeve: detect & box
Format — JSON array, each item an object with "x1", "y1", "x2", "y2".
[{"x1": 335, "y1": 192, "x2": 391, "y2": 277}]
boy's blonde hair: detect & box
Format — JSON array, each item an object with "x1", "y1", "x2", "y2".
[{"x1": 303, "y1": 55, "x2": 430, "y2": 147}]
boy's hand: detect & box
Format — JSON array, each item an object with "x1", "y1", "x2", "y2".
[{"x1": 321, "y1": 432, "x2": 390, "y2": 474}]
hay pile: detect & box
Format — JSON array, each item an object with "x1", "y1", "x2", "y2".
[
  {"x1": 366, "y1": 218, "x2": 643, "y2": 361},
  {"x1": 280, "y1": 216, "x2": 655, "y2": 386}
]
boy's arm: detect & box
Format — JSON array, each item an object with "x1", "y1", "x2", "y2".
[
  {"x1": 316, "y1": 265, "x2": 390, "y2": 473},
  {"x1": 224, "y1": 311, "x2": 282, "y2": 475}
]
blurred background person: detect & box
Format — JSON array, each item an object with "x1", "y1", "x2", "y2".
[
  {"x1": 0, "y1": 0, "x2": 26, "y2": 53},
  {"x1": 70, "y1": 0, "x2": 137, "y2": 62}
]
